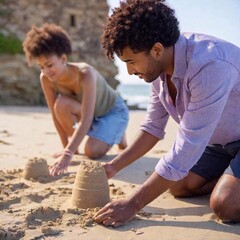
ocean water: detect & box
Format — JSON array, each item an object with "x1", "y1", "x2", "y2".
[{"x1": 117, "y1": 84, "x2": 151, "y2": 110}]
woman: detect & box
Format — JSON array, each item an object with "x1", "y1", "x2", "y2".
[{"x1": 23, "y1": 23, "x2": 129, "y2": 176}]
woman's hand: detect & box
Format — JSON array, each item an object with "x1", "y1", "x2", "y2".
[{"x1": 49, "y1": 150, "x2": 73, "y2": 176}]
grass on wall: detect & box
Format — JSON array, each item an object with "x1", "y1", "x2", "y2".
[{"x1": 0, "y1": 33, "x2": 23, "y2": 54}]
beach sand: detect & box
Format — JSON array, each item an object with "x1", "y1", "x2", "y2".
[{"x1": 0, "y1": 106, "x2": 239, "y2": 240}]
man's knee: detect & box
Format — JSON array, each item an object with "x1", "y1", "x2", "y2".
[
  {"x1": 210, "y1": 188, "x2": 240, "y2": 221},
  {"x1": 170, "y1": 183, "x2": 194, "y2": 198}
]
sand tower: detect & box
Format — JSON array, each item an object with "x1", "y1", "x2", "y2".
[{"x1": 71, "y1": 160, "x2": 110, "y2": 209}]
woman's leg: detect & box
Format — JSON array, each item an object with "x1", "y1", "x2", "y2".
[
  {"x1": 54, "y1": 95, "x2": 81, "y2": 154},
  {"x1": 54, "y1": 95, "x2": 81, "y2": 137},
  {"x1": 84, "y1": 133, "x2": 127, "y2": 159},
  {"x1": 118, "y1": 132, "x2": 128, "y2": 150},
  {"x1": 84, "y1": 137, "x2": 111, "y2": 159}
]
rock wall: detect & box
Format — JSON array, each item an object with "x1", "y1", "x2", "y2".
[{"x1": 0, "y1": 0, "x2": 119, "y2": 105}]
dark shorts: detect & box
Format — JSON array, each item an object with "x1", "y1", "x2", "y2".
[{"x1": 191, "y1": 140, "x2": 240, "y2": 181}]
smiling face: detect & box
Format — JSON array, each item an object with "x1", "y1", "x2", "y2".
[
  {"x1": 36, "y1": 54, "x2": 67, "y2": 82},
  {"x1": 118, "y1": 44, "x2": 167, "y2": 83}
]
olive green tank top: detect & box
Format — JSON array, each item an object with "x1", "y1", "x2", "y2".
[{"x1": 53, "y1": 62, "x2": 118, "y2": 117}]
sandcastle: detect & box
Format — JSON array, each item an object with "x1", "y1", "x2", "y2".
[
  {"x1": 71, "y1": 160, "x2": 110, "y2": 209},
  {"x1": 23, "y1": 157, "x2": 50, "y2": 180}
]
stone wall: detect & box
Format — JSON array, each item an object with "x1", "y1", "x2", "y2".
[{"x1": 0, "y1": 0, "x2": 119, "y2": 105}]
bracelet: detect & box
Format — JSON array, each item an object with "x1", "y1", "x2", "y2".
[
  {"x1": 63, "y1": 149, "x2": 73, "y2": 158},
  {"x1": 72, "y1": 122, "x2": 79, "y2": 129}
]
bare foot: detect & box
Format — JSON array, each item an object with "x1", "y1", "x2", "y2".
[
  {"x1": 118, "y1": 133, "x2": 127, "y2": 150},
  {"x1": 73, "y1": 149, "x2": 80, "y2": 155}
]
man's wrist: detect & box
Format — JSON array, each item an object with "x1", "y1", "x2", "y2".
[
  {"x1": 128, "y1": 187, "x2": 145, "y2": 213},
  {"x1": 111, "y1": 159, "x2": 121, "y2": 174}
]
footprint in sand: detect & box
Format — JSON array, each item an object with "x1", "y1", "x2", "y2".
[
  {"x1": 0, "y1": 197, "x2": 21, "y2": 211},
  {"x1": 0, "y1": 226, "x2": 24, "y2": 240},
  {"x1": 0, "y1": 170, "x2": 22, "y2": 181},
  {"x1": 25, "y1": 206, "x2": 63, "y2": 226},
  {"x1": 5, "y1": 182, "x2": 29, "y2": 192},
  {"x1": 20, "y1": 193, "x2": 45, "y2": 204}
]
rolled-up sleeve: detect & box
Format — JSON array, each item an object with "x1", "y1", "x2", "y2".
[
  {"x1": 155, "y1": 61, "x2": 238, "y2": 181},
  {"x1": 140, "y1": 81, "x2": 169, "y2": 140}
]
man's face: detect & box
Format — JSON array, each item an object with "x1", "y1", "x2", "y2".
[{"x1": 118, "y1": 47, "x2": 164, "y2": 83}]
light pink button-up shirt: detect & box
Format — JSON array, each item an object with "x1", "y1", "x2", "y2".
[{"x1": 140, "y1": 33, "x2": 240, "y2": 181}]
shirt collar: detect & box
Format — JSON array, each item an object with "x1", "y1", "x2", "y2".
[{"x1": 172, "y1": 34, "x2": 188, "y2": 79}]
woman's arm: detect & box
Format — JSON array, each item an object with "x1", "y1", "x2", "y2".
[
  {"x1": 64, "y1": 67, "x2": 97, "y2": 153},
  {"x1": 40, "y1": 74, "x2": 68, "y2": 147},
  {"x1": 49, "y1": 67, "x2": 97, "y2": 176}
]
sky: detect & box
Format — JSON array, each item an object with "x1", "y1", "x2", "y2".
[{"x1": 107, "y1": 0, "x2": 240, "y2": 85}]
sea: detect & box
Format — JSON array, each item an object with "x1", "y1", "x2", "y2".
[{"x1": 117, "y1": 84, "x2": 151, "y2": 110}]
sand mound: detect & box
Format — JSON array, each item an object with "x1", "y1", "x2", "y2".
[{"x1": 23, "y1": 158, "x2": 50, "y2": 180}]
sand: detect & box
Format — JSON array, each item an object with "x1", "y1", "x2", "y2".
[{"x1": 0, "y1": 106, "x2": 240, "y2": 240}]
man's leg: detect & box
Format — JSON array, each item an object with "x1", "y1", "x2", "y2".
[
  {"x1": 210, "y1": 173, "x2": 240, "y2": 222},
  {"x1": 170, "y1": 144, "x2": 231, "y2": 197},
  {"x1": 171, "y1": 141, "x2": 240, "y2": 222},
  {"x1": 170, "y1": 171, "x2": 218, "y2": 197},
  {"x1": 210, "y1": 148, "x2": 240, "y2": 222}
]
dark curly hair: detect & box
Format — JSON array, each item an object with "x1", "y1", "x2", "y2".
[
  {"x1": 23, "y1": 23, "x2": 72, "y2": 65},
  {"x1": 102, "y1": 0, "x2": 180, "y2": 60}
]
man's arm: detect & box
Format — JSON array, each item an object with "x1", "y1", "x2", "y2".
[{"x1": 104, "y1": 130, "x2": 159, "y2": 178}]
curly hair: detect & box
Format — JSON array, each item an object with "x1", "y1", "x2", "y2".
[
  {"x1": 102, "y1": 0, "x2": 180, "y2": 60},
  {"x1": 23, "y1": 23, "x2": 72, "y2": 65}
]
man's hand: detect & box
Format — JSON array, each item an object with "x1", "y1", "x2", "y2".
[
  {"x1": 94, "y1": 198, "x2": 138, "y2": 227},
  {"x1": 101, "y1": 161, "x2": 118, "y2": 179}
]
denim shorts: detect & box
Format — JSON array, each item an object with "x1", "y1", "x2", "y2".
[
  {"x1": 191, "y1": 140, "x2": 240, "y2": 180},
  {"x1": 87, "y1": 95, "x2": 129, "y2": 145}
]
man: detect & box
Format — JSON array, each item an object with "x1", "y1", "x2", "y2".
[{"x1": 94, "y1": 0, "x2": 240, "y2": 227}]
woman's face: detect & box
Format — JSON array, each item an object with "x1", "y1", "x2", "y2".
[{"x1": 36, "y1": 54, "x2": 66, "y2": 82}]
